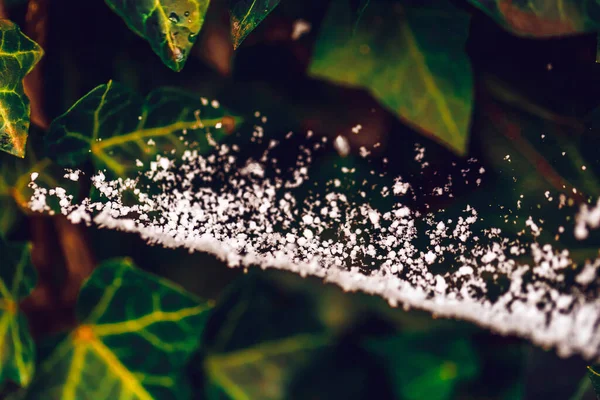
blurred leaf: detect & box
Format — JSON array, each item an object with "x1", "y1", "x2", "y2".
[
  {"x1": 365, "y1": 333, "x2": 479, "y2": 400},
  {"x1": 0, "y1": 130, "x2": 64, "y2": 239},
  {"x1": 21, "y1": 258, "x2": 212, "y2": 399},
  {"x1": 206, "y1": 333, "x2": 328, "y2": 400},
  {"x1": 202, "y1": 273, "x2": 328, "y2": 400},
  {"x1": 46, "y1": 81, "x2": 240, "y2": 177},
  {"x1": 105, "y1": 0, "x2": 209, "y2": 71},
  {"x1": 287, "y1": 341, "x2": 396, "y2": 400},
  {"x1": 467, "y1": 0, "x2": 600, "y2": 37},
  {"x1": 0, "y1": 20, "x2": 43, "y2": 158},
  {"x1": 230, "y1": 0, "x2": 281, "y2": 49},
  {"x1": 350, "y1": 0, "x2": 370, "y2": 29},
  {"x1": 596, "y1": 32, "x2": 600, "y2": 63},
  {"x1": 588, "y1": 366, "x2": 600, "y2": 399},
  {"x1": 0, "y1": 239, "x2": 36, "y2": 388},
  {"x1": 309, "y1": 0, "x2": 473, "y2": 155}
]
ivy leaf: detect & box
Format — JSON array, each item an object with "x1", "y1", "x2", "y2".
[
  {"x1": 467, "y1": 0, "x2": 600, "y2": 37},
  {"x1": 0, "y1": 129, "x2": 65, "y2": 239},
  {"x1": 588, "y1": 365, "x2": 600, "y2": 398},
  {"x1": 202, "y1": 273, "x2": 328, "y2": 399},
  {"x1": 46, "y1": 81, "x2": 239, "y2": 177},
  {"x1": 365, "y1": 333, "x2": 479, "y2": 400},
  {"x1": 309, "y1": 0, "x2": 473, "y2": 155},
  {"x1": 206, "y1": 333, "x2": 328, "y2": 400},
  {"x1": 105, "y1": 0, "x2": 209, "y2": 72},
  {"x1": 0, "y1": 20, "x2": 43, "y2": 158},
  {"x1": 21, "y1": 258, "x2": 212, "y2": 400},
  {"x1": 0, "y1": 239, "x2": 36, "y2": 388},
  {"x1": 230, "y1": 0, "x2": 281, "y2": 49}
]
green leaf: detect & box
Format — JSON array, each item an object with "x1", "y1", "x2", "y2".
[
  {"x1": 0, "y1": 20, "x2": 43, "y2": 158},
  {"x1": 105, "y1": 0, "x2": 210, "y2": 71},
  {"x1": 309, "y1": 0, "x2": 474, "y2": 155},
  {"x1": 21, "y1": 258, "x2": 212, "y2": 400},
  {"x1": 206, "y1": 333, "x2": 328, "y2": 400},
  {"x1": 0, "y1": 129, "x2": 64, "y2": 239},
  {"x1": 46, "y1": 81, "x2": 239, "y2": 177},
  {"x1": 230, "y1": 0, "x2": 281, "y2": 49},
  {"x1": 365, "y1": 332, "x2": 479, "y2": 400},
  {"x1": 588, "y1": 365, "x2": 600, "y2": 398},
  {"x1": 202, "y1": 273, "x2": 329, "y2": 400},
  {"x1": 468, "y1": 0, "x2": 600, "y2": 37},
  {"x1": 0, "y1": 239, "x2": 36, "y2": 388},
  {"x1": 350, "y1": 0, "x2": 370, "y2": 29}
]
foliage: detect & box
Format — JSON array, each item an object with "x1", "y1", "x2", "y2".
[
  {"x1": 589, "y1": 366, "x2": 600, "y2": 398},
  {"x1": 19, "y1": 258, "x2": 211, "y2": 399},
  {"x1": 230, "y1": 0, "x2": 281, "y2": 49},
  {"x1": 105, "y1": 0, "x2": 210, "y2": 72},
  {"x1": 0, "y1": 20, "x2": 42, "y2": 158},
  {"x1": 0, "y1": 239, "x2": 36, "y2": 388},
  {"x1": 310, "y1": 0, "x2": 473, "y2": 154},
  {"x1": 46, "y1": 81, "x2": 239, "y2": 177},
  {"x1": 0, "y1": 0, "x2": 599, "y2": 399},
  {"x1": 467, "y1": 0, "x2": 600, "y2": 37}
]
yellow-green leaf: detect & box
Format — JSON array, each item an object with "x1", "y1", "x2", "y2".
[
  {"x1": 309, "y1": 0, "x2": 474, "y2": 155},
  {"x1": 201, "y1": 274, "x2": 329, "y2": 400},
  {"x1": 21, "y1": 258, "x2": 212, "y2": 400},
  {"x1": 46, "y1": 81, "x2": 240, "y2": 178},
  {"x1": 206, "y1": 333, "x2": 328, "y2": 400},
  {"x1": 230, "y1": 0, "x2": 281, "y2": 49},
  {"x1": 468, "y1": 0, "x2": 600, "y2": 37},
  {"x1": 105, "y1": 0, "x2": 210, "y2": 71},
  {"x1": 0, "y1": 239, "x2": 36, "y2": 388},
  {"x1": 0, "y1": 20, "x2": 43, "y2": 158}
]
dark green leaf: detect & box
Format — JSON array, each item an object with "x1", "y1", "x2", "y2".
[
  {"x1": 350, "y1": 0, "x2": 370, "y2": 30},
  {"x1": 46, "y1": 81, "x2": 240, "y2": 177},
  {"x1": 0, "y1": 20, "x2": 43, "y2": 158},
  {"x1": 0, "y1": 239, "x2": 36, "y2": 388},
  {"x1": 365, "y1": 333, "x2": 479, "y2": 400},
  {"x1": 468, "y1": 0, "x2": 600, "y2": 37},
  {"x1": 105, "y1": 0, "x2": 209, "y2": 71},
  {"x1": 21, "y1": 258, "x2": 212, "y2": 400},
  {"x1": 588, "y1": 365, "x2": 600, "y2": 398},
  {"x1": 230, "y1": 0, "x2": 281, "y2": 49},
  {"x1": 309, "y1": 0, "x2": 473, "y2": 154}
]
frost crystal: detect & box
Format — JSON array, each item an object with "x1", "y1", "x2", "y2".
[{"x1": 28, "y1": 120, "x2": 600, "y2": 361}]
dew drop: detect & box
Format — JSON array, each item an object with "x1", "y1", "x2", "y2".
[{"x1": 168, "y1": 12, "x2": 180, "y2": 23}]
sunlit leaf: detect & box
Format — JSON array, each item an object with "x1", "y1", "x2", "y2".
[
  {"x1": 467, "y1": 0, "x2": 600, "y2": 37},
  {"x1": 0, "y1": 20, "x2": 43, "y2": 158},
  {"x1": 0, "y1": 239, "x2": 36, "y2": 388},
  {"x1": 365, "y1": 333, "x2": 479, "y2": 400},
  {"x1": 230, "y1": 0, "x2": 281, "y2": 49},
  {"x1": 46, "y1": 81, "x2": 240, "y2": 177},
  {"x1": 309, "y1": 0, "x2": 473, "y2": 154},
  {"x1": 105, "y1": 0, "x2": 210, "y2": 71},
  {"x1": 20, "y1": 258, "x2": 211, "y2": 399}
]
